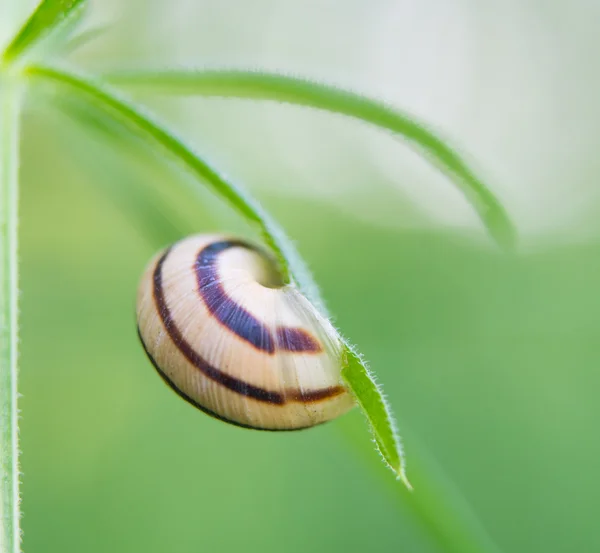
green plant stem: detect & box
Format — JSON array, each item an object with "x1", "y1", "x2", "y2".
[
  {"x1": 0, "y1": 77, "x2": 22, "y2": 553},
  {"x1": 104, "y1": 69, "x2": 517, "y2": 251}
]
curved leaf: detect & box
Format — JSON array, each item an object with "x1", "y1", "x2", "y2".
[
  {"x1": 342, "y1": 346, "x2": 410, "y2": 488},
  {"x1": 2, "y1": 0, "x2": 87, "y2": 65},
  {"x1": 22, "y1": 63, "x2": 509, "y2": 553},
  {"x1": 24, "y1": 63, "x2": 408, "y2": 482},
  {"x1": 105, "y1": 68, "x2": 517, "y2": 250}
]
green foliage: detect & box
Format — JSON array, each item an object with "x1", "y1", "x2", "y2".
[
  {"x1": 26, "y1": 63, "x2": 412, "y2": 484},
  {"x1": 0, "y1": 1, "x2": 520, "y2": 552},
  {"x1": 97, "y1": 69, "x2": 521, "y2": 489},
  {"x1": 342, "y1": 347, "x2": 410, "y2": 487},
  {"x1": 105, "y1": 69, "x2": 516, "y2": 251},
  {"x1": 2, "y1": 0, "x2": 87, "y2": 65}
]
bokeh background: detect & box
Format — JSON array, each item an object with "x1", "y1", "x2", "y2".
[{"x1": 4, "y1": 0, "x2": 600, "y2": 551}]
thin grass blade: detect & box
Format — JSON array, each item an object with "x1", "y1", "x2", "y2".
[
  {"x1": 342, "y1": 346, "x2": 410, "y2": 488},
  {"x1": 104, "y1": 69, "x2": 517, "y2": 250},
  {"x1": 2, "y1": 0, "x2": 87, "y2": 65}
]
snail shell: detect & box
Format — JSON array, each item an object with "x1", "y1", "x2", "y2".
[{"x1": 136, "y1": 234, "x2": 355, "y2": 430}]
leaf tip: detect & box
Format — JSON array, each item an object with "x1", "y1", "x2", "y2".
[
  {"x1": 398, "y1": 468, "x2": 413, "y2": 491},
  {"x1": 489, "y1": 206, "x2": 518, "y2": 253}
]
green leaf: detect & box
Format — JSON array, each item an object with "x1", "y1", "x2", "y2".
[
  {"x1": 24, "y1": 63, "x2": 410, "y2": 483},
  {"x1": 42, "y1": 77, "x2": 413, "y2": 485},
  {"x1": 0, "y1": 77, "x2": 23, "y2": 553},
  {"x1": 99, "y1": 67, "x2": 519, "y2": 490},
  {"x1": 104, "y1": 69, "x2": 517, "y2": 251},
  {"x1": 342, "y1": 346, "x2": 410, "y2": 488},
  {"x1": 2, "y1": 0, "x2": 87, "y2": 66},
  {"x1": 24, "y1": 64, "x2": 508, "y2": 553}
]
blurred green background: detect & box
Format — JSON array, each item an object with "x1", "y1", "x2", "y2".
[{"x1": 6, "y1": 0, "x2": 600, "y2": 552}]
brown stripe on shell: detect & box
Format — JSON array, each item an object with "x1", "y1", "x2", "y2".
[
  {"x1": 276, "y1": 327, "x2": 322, "y2": 353},
  {"x1": 289, "y1": 385, "x2": 345, "y2": 403},
  {"x1": 151, "y1": 247, "x2": 344, "y2": 405},
  {"x1": 195, "y1": 240, "x2": 322, "y2": 354},
  {"x1": 137, "y1": 325, "x2": 325, "y2": 431}
]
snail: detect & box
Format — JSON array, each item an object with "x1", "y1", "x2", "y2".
[{"x1": 136, "y1": 234, "x2": 355, "y2": 430}]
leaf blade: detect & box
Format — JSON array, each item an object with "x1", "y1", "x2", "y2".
[
  {"x1": 2, "y1": 0, "x2": 87, "y2": 65},
  {"x1": 342, "y1": 346, "x2": 411, "y2": 488},
  {"x1": 104, "y1": 69, "x2": 517, "y2": 250}
]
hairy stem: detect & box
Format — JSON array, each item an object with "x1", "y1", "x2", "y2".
[{"x1": 0, "y1": 77, "x2": 22, "y2": 553}]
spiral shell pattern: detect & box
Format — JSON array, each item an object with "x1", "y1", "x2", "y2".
[{"x1": 136, "y1": 234, "x2": 354, "y2": 430}]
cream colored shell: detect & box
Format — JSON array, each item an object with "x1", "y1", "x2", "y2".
[{"x1": 136, "y1": 234, "x2": 354, "y2": 430}]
